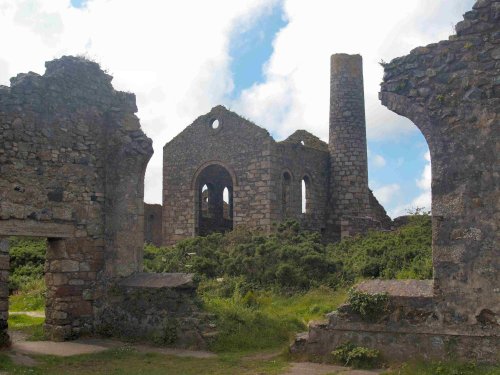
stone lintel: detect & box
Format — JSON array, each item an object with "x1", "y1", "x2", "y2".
[
  {"x1": 0, "y1": 220, "x2": 75, "y2": 238},
  {"x1": 118, "y1": 272, "x2": 195, "y2": 289},
  {"x1": 356, "y1": 279, "x2": 434, "y2": 298}
]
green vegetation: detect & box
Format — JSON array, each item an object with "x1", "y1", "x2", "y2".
[
  {"x1": 145, "y1": 214, "x2": 432, "y2": 292},
  {"x1": 9, "y1": 277, "x2": 45, "y2": 312},
  {"x1": 0, "y1": 348, "x2": 288, "y2": 375},
  {"x1": 3, "y1": 213, "x2": 463, "y2": 374},
  {"x1": 8, "y1": 237, "x2": 46, "y2": 294},
  {"x1": 332, "y1": 341, "x2": 381, "y2": 368},
  {"x1": 7, "y1": 313, "x2": 46, "y2": 341},
  {"x1": 383, "y1": 361, "x2": 500, "y2": 375},
  {"x1": 346, "y1": 288, "x2": 389, "y2": 322},
  {"x1": 200, "y1": 283, "x2": 345, "y2": 352}
]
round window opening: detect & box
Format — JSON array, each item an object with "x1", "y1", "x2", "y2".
[{"x1": 211, "y1": 119, "x2": 220, "y2": 129}]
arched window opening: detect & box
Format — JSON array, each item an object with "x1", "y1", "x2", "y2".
[
  {"x1": 282, "y1": 172, "x2": 292, "y2": 217},
  {"x1": 201, "y1": 184, "x2": 211, "y2": 218},
  {"x1": 222, "y1": 187, "x2": 232, "y2": 220},
  {"x1": 195, "y1": 164, "x2": 234, "y2": 236},
  {"x1": 301, "y1": 176, "x2": 311, "y2": 214}
]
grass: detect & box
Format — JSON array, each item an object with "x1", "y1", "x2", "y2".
[
  {"x1": 7, "y1": 313, "x2": 46, "y2": 341},
  {"x1": 382, "y1": 361, "x2": 500, "y2": 375},
  {"x1": 0, "y1": 348, "x2": 289, "y2": 375},
  {"x1": 201, "y1": 284, "x2": 346, "y2": 352},
  {"x1": 9, "y1": 278, "x2": 45, "y2": 312}
]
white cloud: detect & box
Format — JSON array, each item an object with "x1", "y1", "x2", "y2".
[
  {"x1": 0, "y1": 0, "x2": 471, "y2": 204},
  {"x1": 0, "y1": 0, "x2": 278, "y2": 203},
  {"x1": 391, "y1": 151, "x2": 432, "y2": 217},
  {"x1": 232, "y1": 0, "x2": 474, "y2": 142},
  {"x1": 373, "y1": 184, "x2": 400, "y2": 207},
  {"x1": 373, "y1": 154, "x2": 386, "y2": 168}
]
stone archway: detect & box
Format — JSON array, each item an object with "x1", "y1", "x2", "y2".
[{"x1": 194, "y1": 164, "x2": 235, "y2": 236}]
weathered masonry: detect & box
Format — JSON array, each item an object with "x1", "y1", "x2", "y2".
[
  {"x1": 162, "y1": 54, "x2": 390, "y2": 245},
  {"x1": 0, "y1": 57, "x2": 208, "y2": 347},
  {"x1": 292, "y1": 0, "x2": 499, "y2": 363}
]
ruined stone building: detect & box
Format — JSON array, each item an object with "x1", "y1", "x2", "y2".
[
  {"x1": 0, "y1": 57, "x2": 211, "y2": 347},
  {"x1": 162, "y1": 54, "x2": 390, "y2": 245}
]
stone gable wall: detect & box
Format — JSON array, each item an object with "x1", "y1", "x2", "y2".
[{"x1": 163, "y1": 106, "x2": 275, "y2": 245}]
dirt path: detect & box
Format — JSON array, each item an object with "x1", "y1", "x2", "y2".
[
  {"x1": 285, "y1": 362, "x2": 384, "y2": 375},
  {"x1": 7, "y1": 328, "x2": 383, "y2": 374},
  {"x1": 9, "y1": 311, "x2": 45, "y2": 318}
]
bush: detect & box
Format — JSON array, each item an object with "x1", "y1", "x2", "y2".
[
  {"x1": 347, "y1": 289, "x2": 389, "y2": 322},
  {"x1": 7, "y1": 237, "x2": 46, "y2": 293},
  {"x1": 144, "y1": 215, "x2": 432, "y2": 292},
  {"x1": 332, "y1": 341, "x2": 381, "y2": 368}
]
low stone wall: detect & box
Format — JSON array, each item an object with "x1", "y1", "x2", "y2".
[
  {"x1": 94, "y1": 273, "x2": 215, "y2": 349},
  {"x1": 291, "y1": 279, "x2": 500, "y2": 363}
]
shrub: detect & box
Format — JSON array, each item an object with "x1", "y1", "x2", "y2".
[
  {"x1": 332, "y1": 341, "x2": 381, "y2": 368},
  {"x1": 8, "y1": 237, "x2": 46, "y2": 293},
  {"x1": 144, "y1": 214, "x2": 432, "y2": 292},
  {"x1": 347, "y1": 289, "x2": 389, "y2": 322}
]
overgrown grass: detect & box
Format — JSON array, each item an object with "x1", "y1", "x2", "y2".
[
  {"x1": 7, "y1": 313, "x2": 46, "y2": 341},
  {"x1": 383, "y1": 361, "x2": 500, "y2": 375},
  {"x1": 199, "y1": 281, "x2": 346, "y2": 352},
  {"x1": 0, "y1": 347, "x2": 289, "y2": 375},
  {"x1": 9, "y1": 278, "x2": 45, "y2": 312}
]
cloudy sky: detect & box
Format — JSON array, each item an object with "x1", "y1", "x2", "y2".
[{"x1": 0, "y1": 0, "x2": 474, "y2": 217}]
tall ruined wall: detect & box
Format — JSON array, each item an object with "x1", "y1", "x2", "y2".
[
  {"x1": 380, "y1": 0, "x2": 499, "y2": 327},
  {"x1": 0, "y1": 56, "x2": 152, "y2": 340},
  {"x1": 272, "y1": 132, "x2": 330, "y2": 235},
  {"x1": 328, "y1": 54, "x2": 371, "y2": 231},
  {"x1": 163, "y1": 106, "x2": 274, "y2": 245}
]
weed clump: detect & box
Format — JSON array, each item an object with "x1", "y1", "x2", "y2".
[
  {"x1": 332, "y1": 341, "x2": 381, "y2": 368},
  {"x1": 347, "y1": 289, "x2": 389, "y2": 322}
]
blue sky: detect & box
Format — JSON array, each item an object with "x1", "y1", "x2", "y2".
[
  {"x1": 225, "y1": 2, "x2": 429, "y2": 217},
  {"x1": 0, "y1": 0, "x2": 475, "y2": 216}
]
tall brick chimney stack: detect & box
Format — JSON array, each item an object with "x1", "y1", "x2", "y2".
[{"x1": 328, "y1": 54, "x2": 371, "y2": 229}]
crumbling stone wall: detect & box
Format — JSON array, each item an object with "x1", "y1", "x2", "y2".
[
  {"x1": 292, "y1": 0, "x2": 499, "y2": 363},
  {"x1": 380, "y1": 0, "x2": 499, "y2": 329},
  {"x1": 97, "y1": 273, "x2": 215, "y2": 349},
  {"x1": 0, "y1": 56, "x2": 153, "y2": 341},
  {"x1": 144, "y1": 203, "x2": 163, "y2": 247}
]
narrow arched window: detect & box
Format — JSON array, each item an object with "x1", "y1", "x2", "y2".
[
  {"x1": 301, "y1": 176, "x2": 311, "y2": 214},
  {"x1": 223, "y1": 187, "x2": 231, "y2": 219},
  {"x1": 201, "y1": 184, "x2": 211, "y2": 218}
]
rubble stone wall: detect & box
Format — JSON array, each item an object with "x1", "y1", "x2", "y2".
[
  {"x1": 0, "y1": 56, "x2": 153, "y2": 340},
  {"x1": 380, "y1": 0, "x2": 499, "y2": 327}
]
